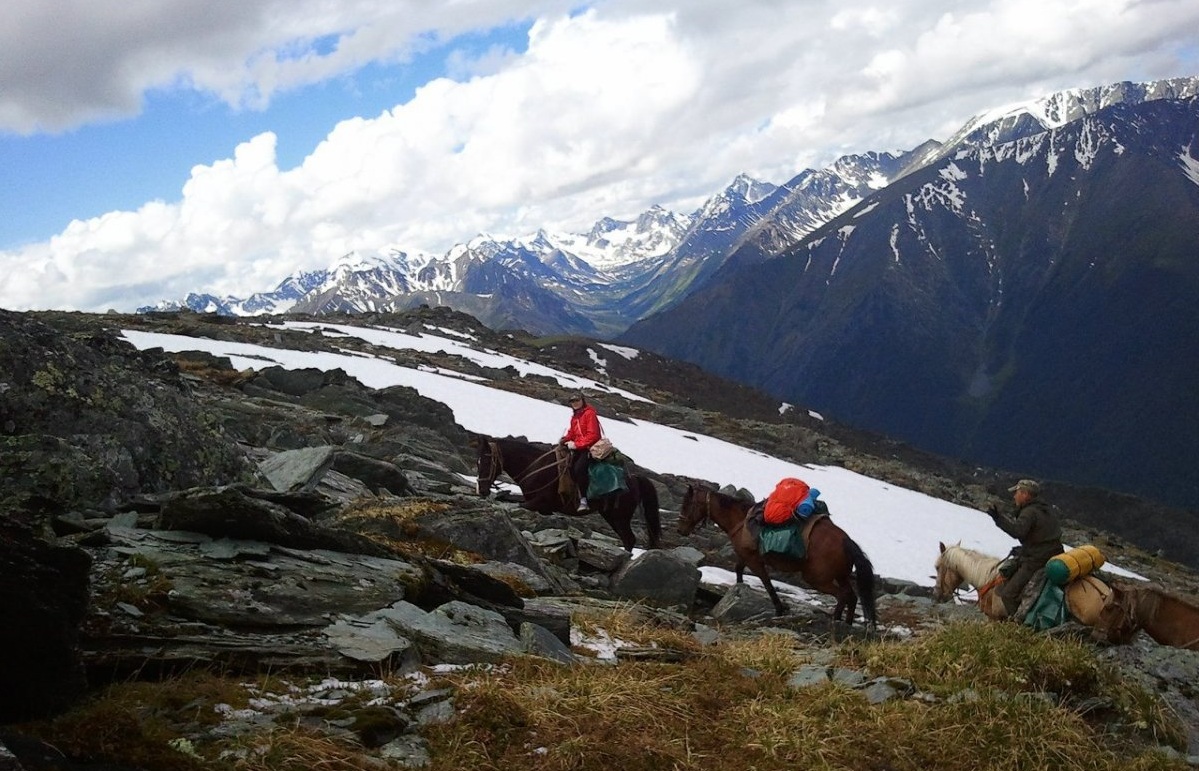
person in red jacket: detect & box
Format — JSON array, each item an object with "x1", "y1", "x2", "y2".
[{"x1": 560, "y1": 392, "x2": 602, "y2": 511}]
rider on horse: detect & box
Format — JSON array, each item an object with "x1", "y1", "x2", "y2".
[
  {"x1": 559, "y1": 392, "x2": 602, "y2": 512},
  {"x1": 986, "y1": 478, "x2": 1064, "y2": 617}
]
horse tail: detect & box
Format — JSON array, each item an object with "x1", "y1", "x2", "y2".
[
  {"x1": 844, "y1": 536, "x2": 877, "y2": 627},
  {"x1": 637, "y1": 476, "x2": 662, "y2": 548}
]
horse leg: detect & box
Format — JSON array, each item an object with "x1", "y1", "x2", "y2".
[
  {"x1": 747, "y1": 556, "x2": 787, "y2": 615},
  {"x1": 832, "y1": 582, "x2": 853, "y2": 625},
  {"x1": 636, "y1": 477, "x2": 662, "y2": 549},
  {"x1": 842, "y1": 586, "x2": 858, "y2": 626},
  {"x1": 598, "y1": 500, "x2": 636, "y2": 551},
  {"x1": 808, "y1": 575, "x2": 857, "y2": 626}
]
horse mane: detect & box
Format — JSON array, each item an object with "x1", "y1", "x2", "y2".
[
  {"x1": 938, "y1": 544, "x2": 1001, "y2": 585},
  {"x1": 691, "y1": 484, "x2": 755, "y2": 508}
]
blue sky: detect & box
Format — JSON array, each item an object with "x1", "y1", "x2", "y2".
[
  {"x1": 1, "y1": 19, "x2": 529, "y2": 248},
  {"x1": 2, "y1": 1, "x2": 1198, "y2": 312}
]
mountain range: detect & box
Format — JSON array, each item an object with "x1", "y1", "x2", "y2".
[
  {"x1": 141, "y1": 75, "x2": 1199, "y2": 510},
  {"x1": 622, "y1": 83, "x2": 1199, "y2": 511}
]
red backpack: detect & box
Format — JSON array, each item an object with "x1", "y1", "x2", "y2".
[{"x1": 763, "y1": 478, "x2": 811, "y2": 525}]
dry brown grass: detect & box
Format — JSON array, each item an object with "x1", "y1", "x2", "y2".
[
  {"x1": 10, "y1": 617, "x2": 1188, "y2": 771},
  {"x1": 338, "y1": 498, "x2": 451, "y2": 521},
  {"x1": 419, "y1": 617, "x2": 1189, "y2": 771},
  {"x1": 219, "y1": 727, "x2": 373, "y2": 771},
  {"x1": 173, "y1": 357, "x2": 254, "y2": 387}
]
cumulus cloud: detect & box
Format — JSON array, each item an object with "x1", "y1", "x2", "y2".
[{"x1": 1, "y1": 0, "x2": 1198, "y2": 311}]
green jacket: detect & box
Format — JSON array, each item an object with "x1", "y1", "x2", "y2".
[{"x1": 994, "y1": 499, "x2": 1063, "y2": 560}]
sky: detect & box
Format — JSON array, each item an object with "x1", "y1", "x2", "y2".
[
  {"x1": 116, "y1": 320, "x2": 1143, "y2": 591},
  {"x1": 2, "y1": 2, "x2": 1198, "y2": 313}
]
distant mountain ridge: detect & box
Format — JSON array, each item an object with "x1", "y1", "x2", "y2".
[
  {"x1": 143, "y1": 77, "x2": 1199, "y2": 341},
  {"x1": 621, "y1": 89, "x2": 1199, "y2": 510}
]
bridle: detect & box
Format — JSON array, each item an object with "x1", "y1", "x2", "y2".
[
  {"x1": 681, "y1": 487, "x2": 716, "y2": 534},
  {"x1": 478, "y1": 439, "x2": 505, "y2": 491},
  {"x1": 933, "y1": 557, "x2": 965, "y2": 603}
]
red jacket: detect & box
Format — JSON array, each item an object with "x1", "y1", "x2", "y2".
[{"x1": 561, "y1": 403, "x2": 602, "y2": 450}]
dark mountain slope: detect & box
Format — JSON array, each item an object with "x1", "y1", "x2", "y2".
[{"x1": 621, "y1": 97, "x2": 1199, "y2": 510}]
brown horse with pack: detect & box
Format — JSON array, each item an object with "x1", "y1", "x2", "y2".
[{"x1": 677, "y1": 482, "x2": 876, "y2": 630}]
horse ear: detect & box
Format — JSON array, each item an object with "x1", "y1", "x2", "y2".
[{"x1": 939, "y1": 542, "x2": 946, "y2": 553}]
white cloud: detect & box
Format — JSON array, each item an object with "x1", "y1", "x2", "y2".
[
  {"x1": 0, "y1": 0, "x2": 578, "y2": 133},
  {"x1": 1, "y1": 1, "x2": 1198, "y2": 311}
]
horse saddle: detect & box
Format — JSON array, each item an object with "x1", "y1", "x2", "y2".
[
  {"x1": 1022, "y1": 573, "x2": 1113, "y2": 630},
  {"x1": 748, "y1": 502, "x2": 826, "y2": 560}
]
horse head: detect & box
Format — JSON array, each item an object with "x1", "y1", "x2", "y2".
[
  {"x1": 475, "y1": 435, "x2": 502, "y2": 498},
  {"x1": 932, "y1": 542, "x2": 966, "y2": 603},
  {"x1": 677, "y1": 484, "x2": 711, "y2": 536}
]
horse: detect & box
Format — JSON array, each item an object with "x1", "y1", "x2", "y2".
[
  {"x1": 677, "y1": 484, "x2": 876, "y2": 629},
  {"x1": 1093, "y1": 583, "x2": 1199, "y2": 650},
  {"x1": 934, "y1": 543, "x2": 1114, "y2": 626},
  {"x1": 472, "y1": 434, "x2": 662, "y2": 551},
  {"x1": 932, "y1": 543, "x2": 1008, "y2": 619}
]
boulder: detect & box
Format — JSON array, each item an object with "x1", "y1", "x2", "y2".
[{"x1": 0, "y1": 522, "x2": 91, "y2": 722}]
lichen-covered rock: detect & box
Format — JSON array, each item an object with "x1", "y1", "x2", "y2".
[{"x1": 0, "y1": 311, "x2": 253, "y2": 518}]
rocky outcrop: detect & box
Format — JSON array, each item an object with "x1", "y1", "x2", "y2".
[{"x1": 0, "y1": 311, "x2": 252, "y2": 521}]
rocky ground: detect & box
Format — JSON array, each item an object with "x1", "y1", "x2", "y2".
[{"x1": 3, "y1": 306, "x2": 1199, "y2": 769}]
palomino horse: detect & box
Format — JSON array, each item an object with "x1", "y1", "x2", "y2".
[
  {"x1": 934, "y1": 543, "x2": 1113, "y2": 625},
  {"x1": 677, "y1": 484, "x2": 876, "y2": 629},
  {"x1": 1093, "y1": 583, "x2": 1199, "y2": 650},
  {"x1": 472, "y1": 434, "x2": 662, "y2": 551},
  {"x1": 932, "y1": 543, "x2": 1009, "y2": 619}
]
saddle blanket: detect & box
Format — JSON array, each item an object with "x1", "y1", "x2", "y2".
[
  {"x1": 587, "y1": 460, "x2": 627, "y2": 498},
  {"x1": 756, "y1": 512, "x2": 827, "y2": 561}
]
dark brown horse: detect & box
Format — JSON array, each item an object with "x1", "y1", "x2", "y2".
[
  {"x1": 678, "y1": 484, "x2": 876, "y2": 629},
  {"x1": 1094, "y1": 582, "x2": 1199, "y2": 650},
  {"x1": 473, "y1": 434, "x2": 662, "y2": 551}
]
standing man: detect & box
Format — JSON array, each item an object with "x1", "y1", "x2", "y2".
[
  {"x1": 986, "y1": 479, "x2": 1064, "y2": 618},
  {"x1": 560, "y1": 392, "x2": 602, "y2": 512}
]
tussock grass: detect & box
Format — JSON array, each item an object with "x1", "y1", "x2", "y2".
[
  {"x1": 12, "y1": 618, "x2": 1188, "y2": 771},
  {"x1": 218, "y1": 727, "x2": 372, "y2": 771},
  {"x1": 842, "y1": 621, "x2": 1186, "y2": 747},
  {"x1": 422, "y1": 618, "x2": 1188, "y2": 771},
  {"x1": 845, "y1": 620, "x2": 1103, "y2": 694},
  {"x1": 173, "y1": 357, "x2": 252, "y2": 387},
  {"x1": 338, "y1": 498, "x2": 451, "y2": 521},
  {"x1": 337, "y1": 498, "x2": 490, "y2": 564},
  {"x1": 13, "y1": 671, "x2": 282, "y2": 770},
  {"x1": 571, "y1": 602, "x2": 702, "y2": 658}
]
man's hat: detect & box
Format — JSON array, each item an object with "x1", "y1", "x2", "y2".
[
  {"x1": 1007, "y1": 479, "x2": 1041, "y2": 495},
  {"x1": 568, "y1": 392, "x2": 584, "y2": 402}
]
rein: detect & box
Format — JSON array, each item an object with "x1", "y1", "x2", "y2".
[
  {"x1": 482, "y1": 441, "x2": 564, "y2": 498},
  {"x1": 690, "y1": 487, "x2": 744, "y2": 537},
  {"x1": 976, "y1": 575, "x2": 1005, "y2": 605},
  {"x1": 480, "y1": 439, "x2": 504, "y2": 490}
]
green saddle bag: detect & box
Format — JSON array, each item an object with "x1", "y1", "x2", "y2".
[
  {"x1": 587, "y1": 460, "x2": 627, "y2": 498},
  {"x1": 759, "y1": 522, "x2": 806, "y2": 560}
]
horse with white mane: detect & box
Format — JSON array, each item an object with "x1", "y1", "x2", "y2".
[
  {"x1": 932, "y1": 543, "x2": 1008, "y2": 619},
  {"x1": 933, "y1": 542, "x2": 1113, "y2": 626}
]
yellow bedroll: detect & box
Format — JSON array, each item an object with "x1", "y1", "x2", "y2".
[{"x1": 1045, "y1": 544, "x2": 1105, "y2": 586}]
